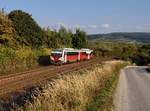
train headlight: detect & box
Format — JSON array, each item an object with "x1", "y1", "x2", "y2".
[
  {"x1": 58, "y1": 57, "x2": 62, "y2": 61},
  {"x1": 50, "y1": 56, "x2": 54, "y2": 60}
]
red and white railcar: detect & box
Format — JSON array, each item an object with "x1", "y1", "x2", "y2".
[{"x1": 50, "y1": 48, "x2": 93, "y2": 64}]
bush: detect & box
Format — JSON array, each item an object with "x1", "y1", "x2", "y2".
[{"x1": 0, "y1": 46, "x2": 50, "y2": 75}]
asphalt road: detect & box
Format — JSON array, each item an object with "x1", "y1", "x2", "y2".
[{"x1": 114, "y1": 66, "x2": 150, "y2": 111}]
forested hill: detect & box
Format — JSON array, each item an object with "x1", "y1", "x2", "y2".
[{"x1": 87, "y1": 32, "x2": 150, "y2": 43}]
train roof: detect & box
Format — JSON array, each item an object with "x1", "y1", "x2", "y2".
[
  {"x1": 81, "y1": 48, "x2": 93, "y2": 54},
  {"x1": 52, "y1": 48, "x2": 93, "y2": 53}
]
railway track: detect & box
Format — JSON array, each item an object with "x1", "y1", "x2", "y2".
[
  {"x1": 0, "y1": 59, "x2": 103, "y2": 97},
  {"x1": 0, "y1": 65, "x2": 56, "y2": 80}
]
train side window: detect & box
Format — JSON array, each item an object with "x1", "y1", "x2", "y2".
[
  {"x1": 67, "y1": 52, "x2": 78, "y2": 55},
  {"x1": 81, "y1": 52, "x2": 86, "y2": 55}
]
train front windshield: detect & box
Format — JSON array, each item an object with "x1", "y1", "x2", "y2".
[
  {"x1": 51, "y1": 49, "x2": 63, "y2": 57},
  {"x1": 51, "y1": 53, "x2": 62, "y2": 57}
]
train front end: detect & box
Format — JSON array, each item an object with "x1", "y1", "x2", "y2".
[{"x1": 50, "y1": 49, "x2": 64, "y2": 65}]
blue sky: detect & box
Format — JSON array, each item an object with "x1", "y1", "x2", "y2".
[{"x1": 0, "y1": 0, "x2": 150, "y2": 34}]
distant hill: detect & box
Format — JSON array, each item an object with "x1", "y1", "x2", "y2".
[{"x1": 87, "y1": 32, "x2": 150, "y2": 43}]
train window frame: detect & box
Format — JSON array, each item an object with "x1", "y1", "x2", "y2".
[
  {"x1": 66, "y1": 52, "x2": 79, "y2": 55},
  {"x1": 51, "y1": 53, "x2": 62, "y2": 57}
]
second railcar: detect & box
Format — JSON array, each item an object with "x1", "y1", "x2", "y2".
[{"x1": 50, "y1": 48, "x2": 93, "y2": 64}]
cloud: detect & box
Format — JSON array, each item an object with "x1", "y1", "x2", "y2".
[
  {"x1": 49, "y1": 22, "x2": 99, "y2": 33},
  {"x1": 144, "y1": 24, "x2": 150, "y2": 27},
  {"x1": 135, "y1": 26, "x2": 143, "y2": 29},
  {"x1": 101, "y1": 24, "x2": 110, "y2": 28},
  {"x1": 88, "y1": 25, "x2": 97, "y2": 29},
  {"x1": 57, "y1": 22, "x2": 69, "y2": 28},
  {"x1": 50, "y1": 22, "x2": 71, "y2": 30},
  {"x1": 50, "y1": 22, "x2": 86, "y2": 30},
  {"x1": 73, "y1": 24, "x2": 81, "y2": 29}
]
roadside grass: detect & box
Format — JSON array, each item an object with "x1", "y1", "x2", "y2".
[
  {"x1": 86, "y1": 63, "x2": 127, "y2": 111},
  {"x1": 147, "y1": 64, "x2": 150, "y2": 72},
  {"x1": 14, "y1": 61, "x2": 127, "y2": 111}
]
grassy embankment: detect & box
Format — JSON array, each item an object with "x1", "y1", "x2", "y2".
[
  {"x1": 0, "y1": 46, "x2": 51, "y2": 75},
  {"x1": 15, "y1": 60, "x2": 128, "y2": 111}
]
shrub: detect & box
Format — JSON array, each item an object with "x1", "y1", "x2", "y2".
[{"x1": 0, "y1": 46, "x2": 50, "y2": 75}]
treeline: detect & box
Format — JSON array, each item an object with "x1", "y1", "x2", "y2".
[
  {"x1": 0, "y1": 9, "x2": 87, "y2": 74},
  {"x1": 89, "y1": 41, "x2": 150, "y2": 65},
  {"x1": 0, "y1": 10, "x2": 87, "y2": 49}
]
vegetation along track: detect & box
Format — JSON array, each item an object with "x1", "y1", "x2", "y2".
[{"x1": 0, "y1": 59, "x2": 103, "y2": 97}]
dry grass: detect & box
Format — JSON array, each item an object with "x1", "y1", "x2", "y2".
[{"x1": 15, "y1": 60, "x2": 125, "y2": 111}]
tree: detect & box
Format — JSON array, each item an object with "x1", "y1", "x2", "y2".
[
  {"x1": 8, "y1": 10, "x2": 45, "y2": 48},
  {"x1": 0, "y1": 11, "x2": 15, "y2": 36},
  {"x1": 44, "y1": 26, "x2": 73, "y2": 48},
  {"x1": 138, "y1": 44, "x2": 150, "y2": 56},
  {"x1": 58, "y1": 26, "x2": 72, "y2": 47},
  {"x1": 44, "y1": 28, "x2": 60, "y2": 48},
  {"x1": 0, "y1": 10, "x2": 17, "y2": 46},
  {"x1": 72, "y1": 29, "x2": 87, "y2": 48}
]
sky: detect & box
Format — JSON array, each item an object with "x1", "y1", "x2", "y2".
[{"x1": 0, "y1": 0, "x2": 150, "y2": 34}]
